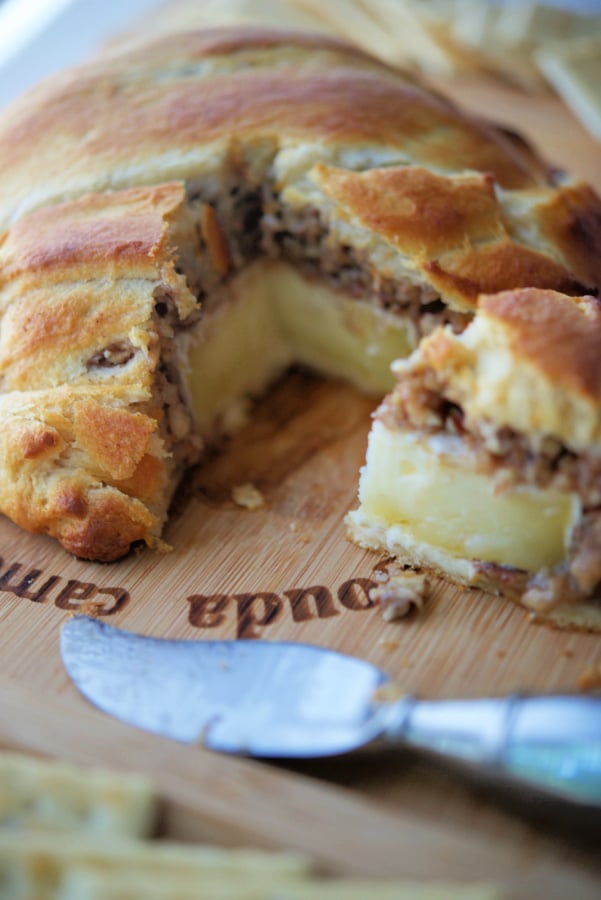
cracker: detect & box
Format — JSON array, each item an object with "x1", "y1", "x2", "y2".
[
  {"x1": 536, "y1": 36, "x2": 601, "y2": 141},
  {"x1": 0, "y1": 752, "x2": 157, "y2": 837},
  {"x1": 0, "y1": 832, "x2": 311, "y2": 900}
]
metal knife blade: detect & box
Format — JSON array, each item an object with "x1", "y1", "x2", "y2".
[
  {"x1": 61, "y1": 616, "x2": 601, "y2": 807},
  {"x1": 60, "y1": 615, "x2": 390, "y2": 755}
]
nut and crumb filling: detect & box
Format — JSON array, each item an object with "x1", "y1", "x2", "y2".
[
  {"x1": 179, "y1": 175, "x2": 466, "y2": 331},
  {"x1": 141, "y1": 173, "x2": 467, "y2": 468},
  {"x1": 383, "y1": 368, "x2": 601, "y2": 500},
  {"x1": 354, "y1": 368, "x2": 601, "y2": 612}
]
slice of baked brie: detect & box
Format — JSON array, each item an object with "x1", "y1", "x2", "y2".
[{"x1": 347, "y1": 288, "x2": 601, "y2": 630}]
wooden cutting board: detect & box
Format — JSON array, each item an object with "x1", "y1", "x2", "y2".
[{"x1": 0, "y1": 73, "x2": 600, "y2": 898}]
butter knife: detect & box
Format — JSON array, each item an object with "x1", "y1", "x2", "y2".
[{"x1": 61, "y1": 615, "x2": 601, "y2": 808}]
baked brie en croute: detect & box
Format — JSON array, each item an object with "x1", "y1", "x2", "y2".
[
  {"x1": 347, "y1": 288, "x2": 601, "y2": 630},
  {"x1": 0, "y1": 27, "x2": 600, "y2": 563}
]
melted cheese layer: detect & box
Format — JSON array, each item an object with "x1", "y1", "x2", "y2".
[
  {"x1": 182, "y1": 261, "x2": 415, "y2": 433},
  {"x1": 353, "y1": 421, "x2": 580, "y2": 573}
]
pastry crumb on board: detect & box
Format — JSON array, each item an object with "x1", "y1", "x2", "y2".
[
  {"x1": 577, "y1": 663, "x2": 601, "y2": 693},
  {"x1": 370, "y1": 565, "x2": 430, "y2": 621},
  {"x1": 231, "y1": 483, "x2": 266, "y2": 510}
]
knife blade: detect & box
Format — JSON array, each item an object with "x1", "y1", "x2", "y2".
[
  {"x1": 61, "y1": 616, "x2": 601, "y2": 807},
  {"x1": 60, "y1": 615, "x2": 389, "y2": 754}
]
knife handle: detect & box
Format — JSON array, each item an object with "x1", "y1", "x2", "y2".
[{"x1": 383, "y1": 695, "x2": 601, "y2": 805}]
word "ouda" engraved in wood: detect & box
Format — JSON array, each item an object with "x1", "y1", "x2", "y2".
[{"x1": 187, "y1": 578, "x2": 377, "y2": 639}]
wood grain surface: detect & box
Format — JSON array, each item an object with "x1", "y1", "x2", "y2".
[{"x1": 0, "y1": 73, "x2": 600, "y2": 898}]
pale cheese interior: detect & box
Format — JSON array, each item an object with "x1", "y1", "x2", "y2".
[
  {"x1": 355, "y1": 421, "x2": 580, "y2": 573},
  {"x1": 181, "y1": 261, "x2": 416, "y2": 433}
]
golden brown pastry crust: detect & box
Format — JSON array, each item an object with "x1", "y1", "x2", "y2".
[
  {"x1": 407, "y1": 288, "x2": 601, "y2": 451},
  {"x1": 479, "y1": 289, "x2": 601, "y2": 407},
  {"x1": 0, "y1": 184, "x2": 197, "y2": 560},
  {"x1": 309, "y1": 166, "x2": 596, "y2": 310},
  {"x1": 0, "y1": 26, "x2": 562, "y2": 232}
]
